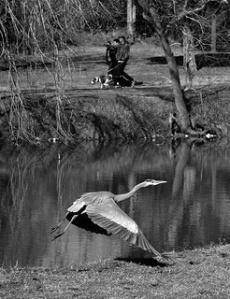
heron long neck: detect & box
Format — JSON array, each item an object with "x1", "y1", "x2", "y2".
[{"x1": 114, "y1": 182, "x2": 147, "y2": 202}]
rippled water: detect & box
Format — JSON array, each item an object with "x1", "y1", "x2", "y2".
[{"x1": 1, "y1": 141, "x2": 230, "y2": 267}]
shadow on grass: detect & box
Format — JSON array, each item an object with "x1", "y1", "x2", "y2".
[{"x1": 115, "y1": 257, "x2": 169, "y2": 267}]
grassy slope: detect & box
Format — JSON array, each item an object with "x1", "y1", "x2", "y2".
[{"x1": 1, "y1": 244, "x2": 230, "y2": 298}]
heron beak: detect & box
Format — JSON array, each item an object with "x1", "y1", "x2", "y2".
[{"x1": 155, "y1": 180, "x2": 167, "y2": 185}]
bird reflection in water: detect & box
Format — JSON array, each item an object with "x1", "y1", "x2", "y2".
[{"x1": 51, "y1": 179, "x2": 168, "y2": 263}]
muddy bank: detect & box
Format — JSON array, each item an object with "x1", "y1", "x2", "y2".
[{"x1": 0, "y1": 84, "x2": 230, "y2": 145}]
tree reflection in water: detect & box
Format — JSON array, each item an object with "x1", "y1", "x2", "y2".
[{"x1": 1, "y1": 141, "x2": 230, "y2": 267}]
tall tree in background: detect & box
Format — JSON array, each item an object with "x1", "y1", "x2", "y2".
[
  {"x1": 127, "y1": 0, "x2": 136, "y2": 40},
  {"x1": 135, "y1": 0, "x2": 191, "y2": 133},
  {"x1": 134, "y1": 0, "x2": 229, "y2": 134}
]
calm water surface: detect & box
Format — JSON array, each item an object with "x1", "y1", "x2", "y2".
[{"x1": 0, "y1": 141, "x2": 230, "y2": 267}]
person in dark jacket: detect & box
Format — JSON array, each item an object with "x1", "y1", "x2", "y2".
[
  {"x1": 115, "y1": 36, "x2": 135, "y2": 86},
  {"x1": 105, "y1": 39, "x2": 120, "y2": 85},
  {"x1": 105, "y1": 39, "x2": 119, "y2": 70}
]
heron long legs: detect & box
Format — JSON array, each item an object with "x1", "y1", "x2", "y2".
[
  {"x1": 52, "y1": 214, "x2": 78, "y2": 240},
  {"x1": 50, "y1": 214, "x2": 68, "y2": 234}
]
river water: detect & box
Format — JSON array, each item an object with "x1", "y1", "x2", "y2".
[{"x1": 0, "y1": 141, "x2": 230, "y2": 267}]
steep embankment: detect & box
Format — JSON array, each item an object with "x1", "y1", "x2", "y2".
[
  {"x1": 0, "y1": 87, "x2": 173, "y2": 144},
  {"x1": 0, "y1": 84, "x2": 230, "y2": 144}
]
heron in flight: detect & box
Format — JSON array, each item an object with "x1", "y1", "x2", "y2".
[{"x1": 51, "y1": 179, "x2": 167, "y2": 261}]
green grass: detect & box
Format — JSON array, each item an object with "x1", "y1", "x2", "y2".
[{"x1": 1, "y1": 244, "x2": 230, "y2": 298}]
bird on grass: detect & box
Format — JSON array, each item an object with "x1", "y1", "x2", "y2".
[{"x1": 51, "y1": 179, "x2": 169, "y2": 263}]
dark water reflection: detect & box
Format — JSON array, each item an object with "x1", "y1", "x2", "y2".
[{"x1": 1, "y1": 141, "x2": 230, "y2": 267}]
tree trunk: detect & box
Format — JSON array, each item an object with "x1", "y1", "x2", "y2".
[
  {"x1": 127, "y1": 0, "x2": 136, "y2": 41},
  {"x1": 134, "y1": 1, "x2": 191, "y2": 132},
  {"x1": 160, "y1": 33, "x2": 191, "y2": 131},
  {"x1": 183, "y1": 26, "x2": 197, "y2": 89},
  {"x1": 149, "y1": 7, "x2": 191, "y2": 132}
]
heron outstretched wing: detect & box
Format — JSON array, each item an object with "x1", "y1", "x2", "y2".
[
  {"x1": 67, "y1": 191, "x2": 115, "y2": 213},
  {"x1": 85, "y1": 198, "x2": 161, "y2": 256}
]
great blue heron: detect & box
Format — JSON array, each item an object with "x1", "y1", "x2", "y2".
[{"x1": 51, "y1": 179, "x2": 167, "y2": 261}]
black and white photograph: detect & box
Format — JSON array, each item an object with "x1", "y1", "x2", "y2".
[{"x1": 0, "y1": 0, "x2": 230, "y2": 298}]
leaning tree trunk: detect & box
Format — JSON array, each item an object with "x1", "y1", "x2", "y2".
[
  {"x1": 159, "y1": 29, "x2": 191, "y2": 131},
  {"x1": 134, "y1": 0, "x2": 192, "y2": 132},
  {"x1": 148, "y1": 6, "x2": 191, "y2": 132}
]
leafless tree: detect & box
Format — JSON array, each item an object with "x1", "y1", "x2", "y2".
[{"x1": 134, "y1": 0, "x2": 229, "y2": 135}]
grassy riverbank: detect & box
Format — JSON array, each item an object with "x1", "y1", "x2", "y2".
[
  {"x1": 1, "y1": 40, "x2": 230, "y2": 144},
  {"x1": 1, "y1": 84, "x2": 230, "y2": 144},
  {"x1": 1, "y1": 244, "x2": 230, "y2": 298}
]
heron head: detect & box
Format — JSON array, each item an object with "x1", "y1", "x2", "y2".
[{"x1": 144, "y1": 179, "x2": 167, "y2": 186}]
